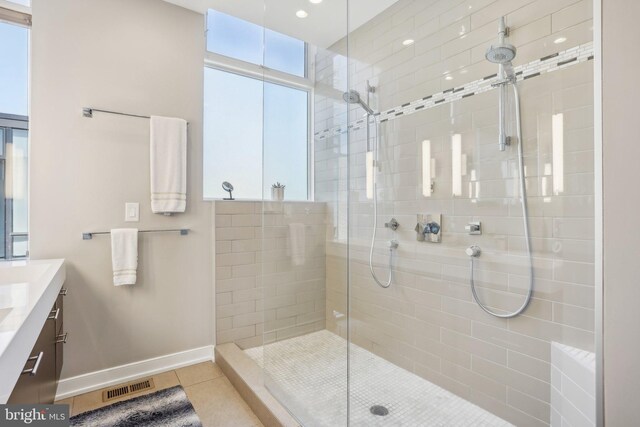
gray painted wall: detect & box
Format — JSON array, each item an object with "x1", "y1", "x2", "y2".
[{"x1": 29, "y1": 0, "x2": 213, "y2": 380}]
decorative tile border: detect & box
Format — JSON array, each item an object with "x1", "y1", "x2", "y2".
[{"x1": 315, "y1": 41, "x2": 594, "y2": 140}]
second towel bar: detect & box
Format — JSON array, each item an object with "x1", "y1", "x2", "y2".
[{"x1": 82, "y1": 228, "x2": 189, "y2": 240}]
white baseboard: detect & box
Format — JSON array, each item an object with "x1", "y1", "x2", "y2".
[{"x1": 55, "y1": 345, "x2": 215, "y2": 401}]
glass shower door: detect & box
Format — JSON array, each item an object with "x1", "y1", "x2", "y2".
[
  {"x1": 253, "y1": 1, "x2": 599, "y2": 426},
  {"x1": 345, "y1": 1, "x2": 597, "y2": 426},
  {"x1": 259, "y1": 1, "x2": 351, "y2": 426}
]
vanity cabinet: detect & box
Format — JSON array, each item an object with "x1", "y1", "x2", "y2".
[
  {"x1": 55, "y1": 292, "x2": 65, "y2": 382},
  {"x1": 7, "y1": 287, "x2": 67, "y2": 404}
]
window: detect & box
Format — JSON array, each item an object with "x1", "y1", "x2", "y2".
[
  {"x1": 263, "y1": 82, "x2": 309, "y2": 201},
  {"x1": 0, "y1": 22, "x2": 28, "y2": 116},
  {"x1": 0, "y1": 21, "x2": 29, "y2": 258},
  {"x1": 3, "y1": 0, "x2": 30, "y2": 7},
  {"x1": 203, "y1": 68, "x2": 309, "y2": 200},
  {"x1": 203, "y1": 69, "x2": 262, "y2": 200},
  {"x1": 206, "y1": 10, "x2": 306, "y2": 77},
  {"x1": 203, "y1": 10, "x2": 311, "y2": 201}
]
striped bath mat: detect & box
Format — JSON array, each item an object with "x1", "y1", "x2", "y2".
[{"x1": 70, "y1": 385, "x2": 201, "y2": 427}]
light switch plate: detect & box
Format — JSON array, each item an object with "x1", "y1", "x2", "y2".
[{"x1": 125, "y1": 202, "x2": 139, "y2": 222}]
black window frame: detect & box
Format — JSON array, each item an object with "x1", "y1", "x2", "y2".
[{"x1": 0, "y1": 113, "x2": 29, "y2": 259}]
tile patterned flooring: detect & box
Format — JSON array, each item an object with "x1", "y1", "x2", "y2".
[
  {"x1": 245, "y1": 330, "x2": 513, "y2": 427},
  {"x1": 55, "y1": 361, "x2": 263, "y2": 427}
]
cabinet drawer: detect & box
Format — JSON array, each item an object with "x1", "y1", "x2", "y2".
[
  {"x1": 8, "y1": 297, "x2": 60, "y2": 404},
  {"x1": 6, "y1": 361, "x2": 40, "y2": 404},
  {"x1": 54, "y1": 293, "x2": 63, "y2": 335},
  {"x1": 55, "y1": 323, "x2": 66, "y2": 381}
]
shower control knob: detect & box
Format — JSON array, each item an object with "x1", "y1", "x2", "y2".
[
  {"x1": 466, "y1": 245, "x2": 481, "y2": 258},
  {"x1": 465, "y1": 221, "x2": 482, "y2": 235},
  {"x1": 385, "y1": 218, "x2": 399, "y2": 231},
  {"x1": 423, "y1": 222, "x2": 440, "y2": 235}
]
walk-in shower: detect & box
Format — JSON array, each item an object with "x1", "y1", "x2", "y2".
[{"x1": 243, "y1": 1, "x2": 600, "y2": 426}]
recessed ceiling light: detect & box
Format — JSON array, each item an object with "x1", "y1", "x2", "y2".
[
  {"x1": 309, "y1": 0, "x2": 322, "y2": 3},
  {"x1": 445, "y1": 75, "x2": 453, "y2": 81},
  {"x1": 554, "y1": 37, "x2": 567, "y2": 44},
  {"x1": 296, "y1": 10, "x2": 308, "y2": 18},
  {"x1": 402, "y1": 39, "x2": 415, "y2": 46}
]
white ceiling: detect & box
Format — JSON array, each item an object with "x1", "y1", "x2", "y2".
[{"x1": 162, "y1": 0, "x2": 399, "y2": 48}]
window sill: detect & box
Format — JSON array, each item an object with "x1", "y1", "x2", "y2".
[{"x1": 204, "y1": 198, "x2": 317, "y2": 203}]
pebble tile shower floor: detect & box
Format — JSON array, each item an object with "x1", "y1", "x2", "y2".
[{"x1": 244, "y1": 330, "x2": 513, "y2": 426}]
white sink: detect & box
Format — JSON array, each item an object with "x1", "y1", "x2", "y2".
[
  {"x1": 0, "y1": 259, "x2": 65, "y2": 403},
  {"x1": 0, "y1": 263, "x2": 48, "y2": 285},
  {"x1": 0, "y1": 283, "x2": 29, "y2": 311}
]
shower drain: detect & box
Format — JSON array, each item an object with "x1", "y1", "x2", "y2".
[{"x1": 370, "y1": 405, "x2": 389, "y2": 416}]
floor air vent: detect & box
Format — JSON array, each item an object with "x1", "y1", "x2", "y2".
[{"x1": 102, "y1": 378, "x2": 155, "y2": 402}]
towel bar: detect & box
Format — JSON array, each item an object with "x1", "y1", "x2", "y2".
[
  {"x1": 82, "y1": 229, "x2": 189, "y2": 240},
  {"x1": 82, "y1": 107, "x2": 189, "y2": 125}
]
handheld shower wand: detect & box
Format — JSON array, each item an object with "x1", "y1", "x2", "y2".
[
  {"x1": 343, "y1": 86, "x2": 398, "y2": 289},
  {"x1": 342, "y1": 90, "x2": 375, "y2": 115},
  {"x1": 470, "y1": 17, "x2": 534, "y2": 318},
  {"x1": 486, "y1": 17, "x2": 517, "y2": 152}
]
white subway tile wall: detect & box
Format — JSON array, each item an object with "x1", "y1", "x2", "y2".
[
  {"x1": 314, "y1": 0, "x2": 595, "y2": 426},
  {"x1": 550, "y1": 342, "x2": 596, "y2": 426},
  {"x1": 316, "y1": 42, "x2": 593, "y2": 140},
  {"x1": 215, "y1": 201, "x2": 327, "y2": 349}
]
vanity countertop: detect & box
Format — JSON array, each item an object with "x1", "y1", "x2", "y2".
[{"x1": 0, "y1": 259, "x2": 66, "y2": 403}]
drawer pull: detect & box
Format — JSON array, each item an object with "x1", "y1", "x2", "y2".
[
  {"x1": 59, "y1": 288, "x2": 68, "y2": 296},
  {"x1": 55, "y1": 332, "x2": 68, "y2": 344},
  {"x1": 22, "y1": 351, "x2": 44, "y2": 376},
  {"x1": 48, "y1": 308, "x2": 60, "y2": 320}
]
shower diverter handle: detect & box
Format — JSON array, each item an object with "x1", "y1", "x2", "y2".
[{"x1": 421, "y1": 221, "x2": 440, "y2": 235}]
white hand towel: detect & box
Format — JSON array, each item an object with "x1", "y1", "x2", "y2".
[
  {"x1": 111, "y1": 228, "x2": 138, "y2": 286},
  {"x1": 288, "y1": 223, "x2": 306, "y2": 266},
  {"x1": 150, "y1": 116, "x2": 187, "y2": 214}
]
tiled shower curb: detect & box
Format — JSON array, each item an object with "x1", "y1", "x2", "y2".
[{"x1": 215, "y1": 344, "x2": 301, "y2": 427}]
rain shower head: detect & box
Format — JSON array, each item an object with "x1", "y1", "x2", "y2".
[
  {"x1": 342, "y1": 90, "x2": 361, "y2": 104},
  {"x1": 343, "y1": 90, "x2": 375, "y2": 115},
  {"x1": 485, "y1": 17, "x2": 517, "y2": 69},
  {"x1": 485, "y1": 43, "x2": 516, "y2": 64}
]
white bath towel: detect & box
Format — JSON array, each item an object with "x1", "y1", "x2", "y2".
[
  {"x1": 150, "y1": 116, "x2": 187, "y2": 214},
  {"x1": 288, "y1": 223, "x2": 306, "y2": 266},
  {"x1": 111, "y1": 228, "x2": 138, "y2": 286}
]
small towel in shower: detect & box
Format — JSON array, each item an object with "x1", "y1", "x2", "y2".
[
  {"x1": 111, "y1": 228, "x2": 138, "y2": 286},
  {"x1": 150, "y1": 116, "x2": 187, "y2": 214},
  {"x1": 288, "y1": 223, "x2": 306, "y2": 266}
]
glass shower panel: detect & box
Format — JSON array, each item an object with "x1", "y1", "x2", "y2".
[
  {"x1": 258, "y1": 1, "x2": 350, "y2": 426},
  {"x1": 248, "y1": 1, "x2": 598, "y2": 426},
  {"x1": 346, "y1": 1, "x2": 596, "y2": 426}
]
